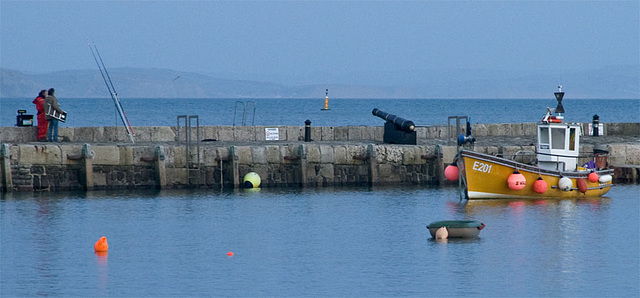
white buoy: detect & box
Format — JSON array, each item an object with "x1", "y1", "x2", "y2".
[
  {"x1": 558, "y1": 176, "x2": 572, "y2": 191},
  {"x1": 435, "y1": 227, "x2": 449, "y2": 239},
  {"x1": 598, "y1": 174, "x2": 612, "y2": 183}
]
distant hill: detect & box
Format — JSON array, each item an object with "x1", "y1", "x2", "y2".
[{"x1": 1, "y1": 65, "x2": 638, "y2": 99}]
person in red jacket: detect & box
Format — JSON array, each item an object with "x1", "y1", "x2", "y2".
[{"x1": 32, "y1": 89, "x2": 48, "y2": 141}]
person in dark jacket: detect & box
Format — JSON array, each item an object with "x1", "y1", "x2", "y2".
[
  {"x1": 32, "y1": 89, "x2": 48, "y2": 141},
  {"x1": 44, "y1": 88, "x2": 64, "y2": 142}
]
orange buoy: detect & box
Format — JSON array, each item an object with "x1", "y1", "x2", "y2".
[
  {"x1": 94, "y1": 236, "x2": 108, "y2": 252},
  {"x1": 533, "y1": 177, "x2": 547, "y2": 194},
  {"x1": 444, "y1": 163, "x2": 459, "y2": 181},
  {"x1": 507, "y1": 170, "x2": 526, "y2": 191},
  {"x1": 227, "y1": 251, "x2": 234, "y2": 256},
  {"x1": 577, "y1": 178, "x2": 588, "y2": 193},
  {"x1": 588, "y1": 172, "x2": 599, "y2": 183},
  {"x1": 324, "y1": 89, "x2": 329, "y2": 110}
]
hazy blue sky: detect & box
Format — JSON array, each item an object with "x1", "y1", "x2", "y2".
[{"x1": 1, "y1": 1, "x2": 638, "y2": 84}]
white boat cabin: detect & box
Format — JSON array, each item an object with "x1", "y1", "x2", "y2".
[
  {"x1": 537, "y1": 122, "x2": 581, "y2": 171},
  {"x1": 536, "y1": 86, "x2": 581, "y2": 172}
]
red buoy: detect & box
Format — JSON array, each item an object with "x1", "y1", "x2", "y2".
[
  {"x1": 94, "y1": 236, "x2": 108, "y2": 252},
  {"x1": 507, "y1": 170, "x2": 526, "y2": 191},
  {"x1": 577, "y1": 178, "x2": 588, "y2": 193},
  {"x1": 588, "y1": 172, "x2": 599, "y2": 183},
  {"x1": 533, "y1": 177, "x2": 547, "y2": 194},
  {"x1": 444, "y1": 163, "x2": 459, "y2": 181}
]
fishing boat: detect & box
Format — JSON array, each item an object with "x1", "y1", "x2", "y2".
[
  {"x1": 447, "y1": 86, "x2": 614, "y2": 200},
  {"x1": 426, "y1": 220, "x2": 485, "y2": 238}
]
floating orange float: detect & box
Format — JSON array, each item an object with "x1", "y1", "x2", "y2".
[
  {"x1": 444, "y1": 163, "x2": 459, "y2": 181},
  {"x1": 533, "y1": 177, "x2": 547, "y2": 194},
  {"x1": 507, "y1": 170, "x2": 526, "y2": 191},
  {"x1": 94, "y1": 236, "x2": 108, "y2": 252},
  {"x1": 588, "y1": 172, "x2": 599, "y2": 183}
]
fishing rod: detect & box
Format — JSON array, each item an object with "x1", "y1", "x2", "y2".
[
  {"x1": 93, "y1": 43, "x2": 135, "y2": 136},
  {"x1": 92, "y1": 43, "x2": 118, "y2": 97},
  {"x1": 88, "y1": 44, "x2": 121, "y2": 129},
  {"x1": 88, "y1": 41, "x2": 135, "y2": 143}
]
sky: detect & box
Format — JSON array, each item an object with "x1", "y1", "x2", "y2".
[{"x1": 1, "y1": 1, "x2": 638, "y2": 85}]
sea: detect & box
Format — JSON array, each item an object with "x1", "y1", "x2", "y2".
[
  {"x1": 1, "y1": 97, "x2": 639, "y2": 296},
  {"x1": 1, "y1": 97, "x2": 639, "y2": 128},
  {"x1": 1, "y1": 185, "x2": 639, "y2": 297}
]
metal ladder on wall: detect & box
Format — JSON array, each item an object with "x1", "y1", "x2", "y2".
[
  {"x1": 177, "y1": 115, "x2": 201, "y2": 186},
  {"x1": 233, "y1": 101, "x2": 256, "y2": 126}
]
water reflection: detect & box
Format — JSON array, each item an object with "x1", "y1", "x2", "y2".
[
  {"x1": 463, "y1": 197, "x2": 611, "y2": 215},
  {"x1": 94, "y1": 251, "x2": 109, "y2": 294},
  {"x1": 428, "y1": 237, "x2": 483, "y2": 245}
]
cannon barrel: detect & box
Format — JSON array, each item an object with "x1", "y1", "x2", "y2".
[{"x1": 372, "y1": 108, "x2": 415, "y2": 132}]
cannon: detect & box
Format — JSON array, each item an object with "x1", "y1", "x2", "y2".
[{"x1": 372, "y1": 108, "x2": 417, "y2": 144}]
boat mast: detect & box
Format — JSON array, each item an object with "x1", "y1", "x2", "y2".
[
  {"x1": 554, "y1": 85, "x2": 565, "y2": 118},
  {"x1": 88, "y1": 42, "x2": 135, "y2": 143},
  {"x1": 537, "y1": 85, "x2": 580, "y2": 171}
]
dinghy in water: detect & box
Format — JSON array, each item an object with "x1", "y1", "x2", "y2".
[{"x1": 427, "y1": 220, "x2": 485, "y2": 238}]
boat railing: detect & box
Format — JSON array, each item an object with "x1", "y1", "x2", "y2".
[
  {"x1": 447, "y1": 116, "x2": 470, "y2": 146},
  {"x1": 512, "y1": 149, "x2": 537, "y2": 164}
]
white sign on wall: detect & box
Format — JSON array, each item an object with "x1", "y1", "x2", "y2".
[
  {"x1": 265, "y1": 128, "x2": 279, "y2": 141},
  {"x1": 588, "y1": 123, "x2": 604, "y2": 136}
]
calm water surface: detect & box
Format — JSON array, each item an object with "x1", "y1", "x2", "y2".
[
  {"x1": 2, "y1": 98, "x2": 638, "y2": 127},
  {"x1": 1, "y1": 185, "x2": 639, "y2": 297}
]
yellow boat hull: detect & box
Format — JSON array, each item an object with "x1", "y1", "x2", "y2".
[{"x1": 459, "y1": 150, "x2": 613, "y2": 200}]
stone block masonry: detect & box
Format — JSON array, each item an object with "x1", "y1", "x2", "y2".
[
  {"x1": 0, "y1": 143, "x2": 443, "y2": 192},
  {"x1": 1, "y1": 122, "x2": 638, "y2": 192}
]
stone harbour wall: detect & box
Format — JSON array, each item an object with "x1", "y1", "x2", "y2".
[
  {"x1": 1, "y1": 122, "x2": 638, "y2": 192},
  {"x1": 2, "y1": 140, "x2": 639, "y2": 192},
  {"x1": 0, "y1": 143, "x2": 442, "y2": 192}
]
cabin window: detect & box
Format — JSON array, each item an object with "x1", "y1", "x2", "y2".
[
  {"x1": 539, "y1": 127, "x2": 549, "y2": 149},
  {"x1": 569, "y1": 128, "x2": 576, "y2": 151},
  {"x1": 551, "y1": 128, "x2": 565, "y2": 150}
]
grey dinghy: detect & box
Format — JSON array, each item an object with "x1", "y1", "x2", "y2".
[{"x1": 427, "y1": 220, "x2": 486, "y2": 238}]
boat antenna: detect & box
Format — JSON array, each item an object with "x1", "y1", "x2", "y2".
[{"x1": 88, "y1": 41, "x2": 135, "y2": 143}]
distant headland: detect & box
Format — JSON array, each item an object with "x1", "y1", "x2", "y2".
[{"x1": 1, "y1": 65, "x2": 638, "y2": 99}]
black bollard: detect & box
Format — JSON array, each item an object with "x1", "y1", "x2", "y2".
[
  {"x1": 592, "y1": 114, "x2": 600, "y2": 136},
  {"x1": 304, "y1": 119, "x2": 311, "y2": 142}
]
